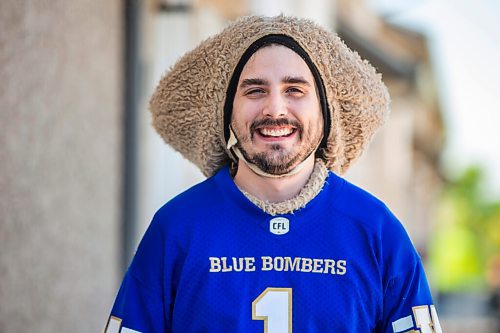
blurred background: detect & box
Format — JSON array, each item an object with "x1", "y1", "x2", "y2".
[{"x1": 0, "y1": 0, "x2": 499, "y2": 332}]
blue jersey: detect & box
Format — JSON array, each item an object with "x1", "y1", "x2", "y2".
[{"x1": 105, "y1": 167, "x2": 442, "y2": 333}]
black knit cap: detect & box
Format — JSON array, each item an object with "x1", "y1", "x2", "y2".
[{"x1": 223, "y1": 34, "x2": 331, "y2": 156}]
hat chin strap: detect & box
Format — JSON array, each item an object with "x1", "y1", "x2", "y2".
[{"x1": 226, "y1": 127, "x2": 315, "y2": 179}]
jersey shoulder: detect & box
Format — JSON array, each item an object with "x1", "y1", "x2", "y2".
[
  {"x1": 327, "y1": 172, "x2": 398, "y2": 228},
  {"x1": 152, "y1": 166, "x2": 234, "y2": 228}
]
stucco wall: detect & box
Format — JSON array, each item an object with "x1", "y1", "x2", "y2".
[{"x1": 0, "y1": 1, "x2": 122, "y2": 332}]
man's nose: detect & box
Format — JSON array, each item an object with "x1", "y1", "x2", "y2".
[{"x1": 262, "y1": 92, "x2": 287, "y2": 117}]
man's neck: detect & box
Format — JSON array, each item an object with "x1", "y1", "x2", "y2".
[{"x1": 233, "y1": 155, "x2": 316, "y2": 203}]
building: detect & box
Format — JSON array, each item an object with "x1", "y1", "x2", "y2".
[{"x1": 1, "y1": 0, "x2": 455, "y2": 332}]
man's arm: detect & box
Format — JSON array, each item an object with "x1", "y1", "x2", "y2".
[
  {"x1": 105, "y1": 215, "x2": 172, "y2": 333},
  {"x1": 379, "y1": 216, "x2": 442, "y2": 333}
]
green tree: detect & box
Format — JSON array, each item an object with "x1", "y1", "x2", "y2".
[{"x1": 428, "y1": 167, "x2": 500, "y2": 292}]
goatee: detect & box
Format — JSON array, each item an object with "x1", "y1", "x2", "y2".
[{"x1": 236, "y1": 118, "x2": 320, "y2": 175}]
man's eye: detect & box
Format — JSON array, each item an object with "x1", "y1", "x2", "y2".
[
  {"x1": 286, "y1": 87, "x2": 304, "y2": 94},
  {"x1": 244, "y1": 88, "x2": 265, "y2": 96}
]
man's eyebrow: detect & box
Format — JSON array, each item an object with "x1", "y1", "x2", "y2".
[
  {"x1": 239, "y1": 78, "x2": 269, "y2": 88},
  {"x1": 239, "y1": 76, "x2": 311, "y2": 88},
  {"x1": 283, "y1": 76, "x2": 311, "y2": 86}
]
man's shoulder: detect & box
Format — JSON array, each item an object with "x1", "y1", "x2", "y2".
[
  {"x1": 327, "y1": 172, "x2": 397, "y2": 226},
  {"x1": 153, "y1": 166, "x2": 231, "y2": 220}
]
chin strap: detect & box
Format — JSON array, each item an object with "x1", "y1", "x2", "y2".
[{"x1": 226, "y1": 127, "x2": 314, "y2": 179}]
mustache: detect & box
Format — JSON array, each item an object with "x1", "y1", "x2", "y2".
[{"x1": 250, "y1": 118, "x2": 303, "y2": 133}]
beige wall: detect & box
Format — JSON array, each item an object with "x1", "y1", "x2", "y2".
[{"x1": 0, "y1": 1, "x2": 122, "y2": 332}]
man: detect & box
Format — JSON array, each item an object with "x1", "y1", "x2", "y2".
[{"x1": 105, "y1": 15, "x2": 442, "y2": 332}]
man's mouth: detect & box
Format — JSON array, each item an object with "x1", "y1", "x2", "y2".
[
  {"x1": 258, "y1": 126, "x2": 296, "y2": 138},
  {"x1": 251, "y1": 119, "x2": 301, "y2": 140}
]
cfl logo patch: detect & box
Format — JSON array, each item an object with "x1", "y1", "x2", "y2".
[{"x1": 270, "y1": 217, "x2": 289, "y2": 235}]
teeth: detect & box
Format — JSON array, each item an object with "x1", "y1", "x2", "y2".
[{"x1": 260, "y1": 127, "x2": 293, "y2": 137}]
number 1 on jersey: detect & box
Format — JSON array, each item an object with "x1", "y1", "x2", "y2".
[{"x1": 252, "y1": 288, "x2": 292, "y2": 333}]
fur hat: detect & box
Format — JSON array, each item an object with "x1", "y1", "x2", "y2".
[{"x1": 150, "y1": 15, "x2": 390, "y2": 177}]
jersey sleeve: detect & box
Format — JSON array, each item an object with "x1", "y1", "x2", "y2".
[
  {"x1": 105, "y1": 214, "x2": 172, "y2": 333},
  {"x1": 378, "y1": 213, "x2": 443, "y2": 333}
]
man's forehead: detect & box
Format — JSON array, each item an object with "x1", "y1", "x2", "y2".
[
  {"x1": 239, "y1": 44, "x2": 315, "y2": 83},
  {"x1": 244, "y1": 44, "x2": 309, "y2": 67}
]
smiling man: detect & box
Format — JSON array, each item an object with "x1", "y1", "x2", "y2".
[
  {"x1": 230, "y1": 44, "x2": 324, "y2": 202},
  {"x1": 105, "y1": 16, "x2": 442, "y2": 333}
]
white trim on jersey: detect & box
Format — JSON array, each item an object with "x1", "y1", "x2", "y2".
[
  {"x1": 392, "y1": 315, "x2": 413, "y2": 332},
  {"x1": 122, "y1": 328, "x2": 141, "y2": 333}
]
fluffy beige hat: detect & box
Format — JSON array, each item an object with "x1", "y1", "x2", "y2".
[{"x1": 150, "y1": 15, "x2": 390, "y2": 177}]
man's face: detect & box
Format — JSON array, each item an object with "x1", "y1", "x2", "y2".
[{"x1": 231, "y1": 44, "x2": 323, "y2": 175}]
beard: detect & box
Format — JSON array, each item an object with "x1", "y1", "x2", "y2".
[{"x1": 232, "y1": 118, "x2": 322, "y2": 175}]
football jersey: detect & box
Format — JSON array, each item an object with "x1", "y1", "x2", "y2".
[{"x1": 105, "y1": 166, "x2": 442, "y2": 333}]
